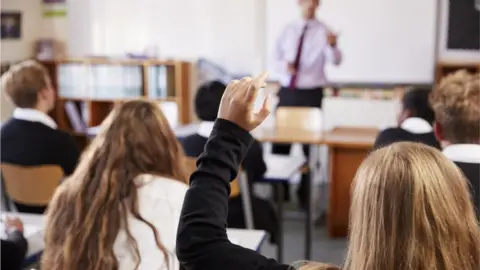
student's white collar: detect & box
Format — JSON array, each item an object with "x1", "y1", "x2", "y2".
[
  {"x1": 443, "y1": 144, "x2": 480, "y2": 164},
  {"x1": 197, "y1": 121, "x2": 215, "y2": 138},
  {"x1": 13, "y1": 108, "x2": 57, "y2": 129},
  {"x1": 400, "y1": 117, "x2": 433, "y2": 134}
]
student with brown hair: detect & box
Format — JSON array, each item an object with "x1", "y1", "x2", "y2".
[
  {"x1": 176, "y1": 74, "x2": 480, "y2": 270},
  {"x1": 42, "y1": 100, "x2": 189, "y2": 270},
  {"x1": 373, "y1": 87, "x2": 440, "y2": 149},
  {"x1": 430, "y1": 70, "x2": 480, "y2": 216},
  {"x1": 0, "y1": 60, "x2": 79, "y2": 214}
]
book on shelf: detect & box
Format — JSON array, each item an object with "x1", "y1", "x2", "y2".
[
  {"x1": 59, "y1": 64, "x2": 143, "y2": 99},
  {"x1": 64, "y1": 101, "x2": 87, "y2": 133}
]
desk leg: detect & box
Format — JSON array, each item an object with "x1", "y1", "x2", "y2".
[
  {"x1": 305, "y1": 144, "x2": 317, "y2": 260},
  {"x1": 275, "y1": 184, "x2": 284, "y2": 263},
  {"x1": 328, "y1": 146, "x2": 369, "y2": 237}
]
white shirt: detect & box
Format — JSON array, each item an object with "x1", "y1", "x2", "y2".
[
  {"x1": 273, "y1": 19, "x2": 342, "y2": 89},
  {"x1": 197, "y1": 121, "x2": 215, "y2": 138},
  {"x1": 443, "y1": 144, "x2": 480, "y2": 164},
  {"x1": 12, "y1": 108, "x2": 57, "y2": 129},
  {"x1": 113, "y1": 174, "x2": 188, "y2": 270},
  {"x1": 400, "y1": 117, "x2": 433, "y2": 134}
]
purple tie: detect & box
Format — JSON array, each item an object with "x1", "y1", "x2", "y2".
[{"x1": 289, "y1": 24, "x2": 308, "y2": 89}]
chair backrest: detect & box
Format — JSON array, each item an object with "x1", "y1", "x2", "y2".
[
  {"x1": 276, "y1": 107, "x2": 323, "y2": 131},
  {"x1": 184, "y1": 157, "x2": 240, "y2": 198},
  {"x1": 1, "y1": 164, "x2": 64, "y2": 206}
]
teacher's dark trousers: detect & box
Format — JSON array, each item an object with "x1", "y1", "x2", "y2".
[{"x1": 272, "y1": 86, "x2": 323, "y2": 207}]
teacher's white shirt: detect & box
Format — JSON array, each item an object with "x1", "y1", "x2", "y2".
[{"x1": 273, "y1": 19, "x2": 342, "y2": 89}]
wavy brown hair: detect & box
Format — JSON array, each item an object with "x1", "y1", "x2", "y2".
[
  {"x1": 41, "y1": 100, "x2": 188, "y2": 270},
  {"x1": 345, "y1": 142, "x2": 480, "y2": 270}
]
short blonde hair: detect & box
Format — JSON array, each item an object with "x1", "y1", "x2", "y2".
[
  {"x1": 430, "y1": 70, "x2": 480, "y2": 143},
  {"x1": 345, "y1": 142, "x2": 480, "y2": 270},
  {"x1": 1, "y1": 60, "x2": 51, "y2": 108}
]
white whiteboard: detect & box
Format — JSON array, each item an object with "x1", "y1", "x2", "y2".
[{"x1": 266, "y1": 0, "x2": 438, "y2": 84}]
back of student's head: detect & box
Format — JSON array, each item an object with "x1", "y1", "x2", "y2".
[
  {"x1": 399, "y1": 87, "x2": 435, "y2": 124},
  {"x1": 195, "y1": 80, "x2": 226, "y2": 121},
  {"x1": 430, "y1": 71, "x2": 480, "y2": 144},
  {"x1": 42, "y1": 100, "x2": 187, "y2": 270},
  {"x1": 1, "y1": 60, "x2": 54, "y2": 110},
  {"x1": 345, "y1": 142, "x2": 480, "y2": 270}
]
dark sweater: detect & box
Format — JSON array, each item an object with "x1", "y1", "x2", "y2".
[
  {"x1": 177, "y1": 119, "x2": 288, "y2": 270},
  {"x1": 1, "y1": 230, "x2": 28, "y2": 270},
  {"x1": 181, "y1": 133, "x2": 267, "y2": 183},
  {"x1": 373, "y1": 128, "x2": 441, "y2": 150},
  {"x1": 180, "y1": 133, "x2": 279, "y2": 244},
  {"x1": 1, "y1": 119, "x2": 80, "y2": 175},
  {"x1": 454, "y1": 161, "x2": 480, "y2": 217}
]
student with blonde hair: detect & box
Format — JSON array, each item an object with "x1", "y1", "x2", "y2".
[
  {"x1": 345, "y1": 142, "x2": 480, "y2": 270},
  {"x1": 42, "y1": 100, "x2": 188, "y2": 270},
  {"x1": 0, "y1": 60, "x2": 79, "y2": 213},
  {"x1": 176, "y1": 74, "x2": 480, "y2": 270},
  {"x1": 430, "y1": 70, "x2": 480, "y2": 215}
]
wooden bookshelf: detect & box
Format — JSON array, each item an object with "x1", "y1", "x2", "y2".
[
  {"x1": 435, "y1": 61, "x2": 480, "y2": 83},
  {"x1": 40, "y1": 58, "x2": 192, "y2": 149}
]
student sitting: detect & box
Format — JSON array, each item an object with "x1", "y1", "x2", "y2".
[
  {"x1": 0, "y1": 60, "x2": 79, "y2": 214},
  {"x1": 176, "y1": 75, "x2": 480, "y2": 270},
  {"x1": 181, "y1": 80, "x2": 278, "y2": 243},
  {"x1": 1, "y1": 217, "x2": 28, "y2": 270},
  {"x1": 182, "y1": 80, "x2": 267, "y2": 184},
  {"x1": 373, "y1": 87, "x2": 440, "y2": 149},
  {"x1": 42, "y1": 100, "x2": 189, "y2": 270},
  {"x1": 430, "y1": 70, "x2": 480, "y2": 216}
]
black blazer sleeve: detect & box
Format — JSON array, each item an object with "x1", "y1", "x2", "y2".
[
  {"x1": 1, "y1": 230, "x2": 28, "y2": 270},
  {"x1": 176, "y1": 119, "x2": 288, "y2": 270},
  {"x1": 241, "y1": 139, "x2": 267, "y2": 182},
  {"x1": 56, "y1": 132, "x2": 80, "y2": 176}
]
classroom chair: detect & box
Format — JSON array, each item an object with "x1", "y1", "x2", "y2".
[{"x1": 1, "y1": 164, "x2": 63, "y2": 213}]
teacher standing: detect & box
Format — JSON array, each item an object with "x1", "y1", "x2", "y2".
[{"x1": 272, "y1": 0, "x2": 342, "y2": 207}]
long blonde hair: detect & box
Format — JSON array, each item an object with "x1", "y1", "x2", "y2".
[
  {"x1": 42, "y1": 100, "x2": 188, "y2": 270},
  {"x1": 345, "y1": 142, "x2": 480, "y2": 270}
]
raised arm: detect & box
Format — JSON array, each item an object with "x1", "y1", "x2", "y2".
[
  {"x1": 325, "y1": 45, "x2": 342, "y2": 66},
  {"x1": 176, "y1": 75, "x2": 289, "y2": 270}
]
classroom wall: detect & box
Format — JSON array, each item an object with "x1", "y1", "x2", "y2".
[
  {"x1": 1, "y1": 0, "x2": 41, "y2": 121},
  {"x1": 2, "y1": 0, "x2": 478, "y2": 126}
]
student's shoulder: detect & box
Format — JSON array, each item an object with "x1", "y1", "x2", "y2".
[
  {"x1": 52, "y1": 129, "x2": 76, "y2": 142},
  {"x1": 377, "y1": 127, "x2": 407, "y2": 137},
  {"x1": 138, "y1": 174, "x2": 189, "y2": 196}
]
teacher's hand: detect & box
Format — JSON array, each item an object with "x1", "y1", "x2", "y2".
[
  {"x1": 218, "y1": 73, "x2": 271, "y2": 132},
  {"x1": 287, "y1": 63, "x2": 297, "y2": 75},
  {"x1": 327, "y1": 32, "x2": 338, "y2": 47}
]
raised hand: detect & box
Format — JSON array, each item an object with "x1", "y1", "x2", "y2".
[{"x1": 217, "y1": 72, "x2": 271, "y2": 132}]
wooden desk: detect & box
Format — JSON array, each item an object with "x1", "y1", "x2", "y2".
[
  {"x1": 253, "y1": 127, "x2": 377, "y2": 239},
  {"x1": 323, "y1": 128, "x2": 377, "y2": 237},
  {"x1": 179, "y1": 125, "x2": 377, "y2": 241}
]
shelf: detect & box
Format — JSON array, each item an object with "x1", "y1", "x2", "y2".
[
  {"x1": 57, "y1": 96, "x2": 177, "y2": 103},
  {"x1": 39, "y1": 58, "x2": 192, "y2": 151}
]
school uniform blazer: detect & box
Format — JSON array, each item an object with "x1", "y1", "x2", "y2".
[
  {"x1": 373, "y1": 117, "x2": 440, "y2": 150},
  {"x1": 1, "y1": 230, "x2": 28, "y2": 270},
  {"x1": 114, "y1": 174, "x2": 188, "y2": 270},
  {"x1": 443, "y1": 144, "x2": 480, "y2": 218}
]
